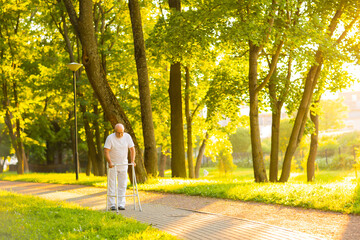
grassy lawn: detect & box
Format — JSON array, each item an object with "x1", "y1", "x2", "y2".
[
  {"x1": 0, "y1": 190, "x2": 177, "y2": 240},
  {"x1": 1, "y1": 168, "x2": 359, "y2": 214}
]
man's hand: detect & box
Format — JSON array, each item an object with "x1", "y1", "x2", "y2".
[
  {"x1": 104, "y1": 148, "x2": 113, "y2": 168},
  {"x1": 108, "y1": 161, "x2": 114, "y2": 168},
  {"x1": 130, "y1": 147, "x2": 136, "y2": 167}
]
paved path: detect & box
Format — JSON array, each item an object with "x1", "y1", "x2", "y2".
[{"x1": 0, "y1": 180, "x2": 324, "y2": 240}]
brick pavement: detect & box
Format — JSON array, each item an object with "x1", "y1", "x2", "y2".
[{"x1": 0, "y1": 180, "x2": 323, "y2": 240}]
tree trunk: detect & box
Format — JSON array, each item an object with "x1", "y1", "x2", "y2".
[
  {"x1": 93, "y1": 101, "x2": 105, "y2": 176},
  {"x1": 159, "y1": 150, "x2": 167, "y2": 177},
  {"x1": 2, "y1": 78, "x2": 25, "y2": 174},
  {"x1": 268, "y1": 57, "x2": 291, "y2": 182},
  {"x1": 86, "y1": 152, "x2": 91, "y2": 176},
  {"x1": 248, "y1": 43, "x2": 267, "y2": 182},
  {"x1": 268, "y1": 72, "x2": 280, "y2": 182},
  {"x1": 185, "y1": 66, "x2": 194, "y2": 178},
  {"x1": 169, "y1": 62, "x2": 186, "y2": 178},
  {"x1": 168, "y1": 0, "x2": 186, "y2": 178},
  {"x1": 15, "y1": 128, "x2": 27, "y2": 174},
  {"x1": 195, "y1": 133, "x2": 208, "y2": 178},
  {"x1": 269, "y1": 103, "x2": 281, "y2": 182},
  {"x1": 12, "y1": 81, "x2": 25, "y2": 174},
  {"x1": 128, "y1": 0, "x2": 158, "y2": 177},
  {"x1": 80, "y1": 103, "x2": 99, "y2": 176},
  {"x1": 307, "y1": 98, "x2": 320, "y2": 182},
  {"x1": 62, "y1": 0, "x2": 147, "y2": 182}
]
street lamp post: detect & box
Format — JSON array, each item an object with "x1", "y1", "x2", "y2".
[{"x1": 67, "y1": 62, "x2": 83, "y2": 180}]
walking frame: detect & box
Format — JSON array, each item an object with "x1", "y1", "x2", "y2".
[{"x1": 106, "y1": 163, "x2": 142, "y2": 213}]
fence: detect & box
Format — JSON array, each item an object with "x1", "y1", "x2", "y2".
[{"x1": 233, "y1": 145, "x2": 359, "y2": 170}]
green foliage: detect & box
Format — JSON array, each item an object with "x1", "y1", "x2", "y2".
[
  {"x1": 0, "y1": 190, "x2": 177, "y2": 240},
  {"x1": 229, "y1": 127, "x2": 251, "y2": 153},
  {"x1": 217, "y1": 147, "x2": 237, "y2": 175},
  {"x1": 279, "y1": 119, "x2": 294, "y2": 152},
  {"x1": 319, "y1": 99, "x2": 348, "y2": 131},
  {"x1": 0, "y1": 123, "x2": 11, "y2": 159},
  {"x1": 205, "y1": 63, "x2": 247, "y2": 127}
]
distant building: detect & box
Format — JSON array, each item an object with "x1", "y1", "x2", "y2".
[
  {"x1": 258, "y1": 111, "x2": 288, "y2": 138},
  {"x1": 339, "y1": 91, "x2": 360, "y2": 131}
]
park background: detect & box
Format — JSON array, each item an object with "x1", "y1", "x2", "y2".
[
  {"x1": 1, "y1": 1, "x2": 360, "y2": 239},
  {"x1": 1, "y1": 0, "x2": 360, "y2": 184}
]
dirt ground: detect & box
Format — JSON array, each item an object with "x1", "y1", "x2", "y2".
[{"x1": 138, "y1": 191, "x2": 360, "y2": 240}]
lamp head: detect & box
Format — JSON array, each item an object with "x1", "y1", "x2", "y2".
[{"x1": 67, "y1": 62, "x2": 83, "y2": 72}]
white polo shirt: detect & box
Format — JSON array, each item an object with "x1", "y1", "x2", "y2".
[{"x1": 104, "y1": 132, "x2": 135, "y2": 171}]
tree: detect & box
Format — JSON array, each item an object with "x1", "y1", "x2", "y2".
[
  {"x1": 230, "y1": 127, "x2": 251, "y2": 154},
  {"x1": 62, "y1": 0, "x2": 147, "y2": 182},
  {"x1": 280, "y1": 0, "x2": 359, "y2": 182},
  {"x1": 307, "y1": 61, "x2": 353, "y2": 181},
  {"x1": 0, "y1": 1, "x2": 39, "y2": 174},
  {"x1": 128, "y1": 0, "x2": 158, "y2": 177},
  {"x1": 167, "y1": 0, "x2": 186, "y2": 178}
]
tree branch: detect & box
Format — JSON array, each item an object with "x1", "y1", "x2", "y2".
[
  {"x1": 256, "y1": 41, "x2": 283, "y2": 93},
  {"x1": 336, "y1": 13, "x2": 359, "y2": 44},
  {"x1": 62, "y1": 0, "x2": 80, "y2": 38}
]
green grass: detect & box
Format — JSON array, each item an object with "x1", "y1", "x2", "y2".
[
  {"x1": 1, "y1": 168, "x2": 359, "y2": 214},
  {"x1": 0, "y1": 190, "x2": 177, "y2": 240},
  {"x1": 0, "y1": 172, "x2": 108, "y2": 188}
]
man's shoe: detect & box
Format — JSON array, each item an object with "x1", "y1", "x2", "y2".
[
  {"x1": 118, "y1": 206, "x2": 125, "y2": 210},
  {"x1": 110, "y1": 206, "x2": 116, "y2": 211}
]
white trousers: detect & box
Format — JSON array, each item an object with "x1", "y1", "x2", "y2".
[{"x1": 107, "y1": 167, "x2": 128, "y2": 207}]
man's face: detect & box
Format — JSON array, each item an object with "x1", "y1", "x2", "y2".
[{"x1": 115, "y1": 127, "x2": 124, "y2": 138}]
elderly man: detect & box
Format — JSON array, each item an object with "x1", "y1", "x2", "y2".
[{"x1": 104, "y1": 123, "x2": 136, "y2": 211}]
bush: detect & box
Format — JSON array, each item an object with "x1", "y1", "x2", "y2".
[
  {"x1": 217, "y1": 148, "x2": 237, "y2": 175},
  {"x1": 316, "y1": 154, "x2": 354, "y2": 170}
]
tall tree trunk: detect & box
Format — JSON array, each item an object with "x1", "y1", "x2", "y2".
[
  {"x1": 268, "y1": 58, "x2": 291, "y2": 182},
  {"x1": 80, "y1": 103, "x2": 99, "y2": 176},
  {"x1": 86, "y1": 153, "x2": 91, "y2": 176},
  {"x1": 269, "y1": 103, "x2": 281, "y2": 182},
  {"x1": 279, "y1": 58, "x2": 323, "y2": 182},
  {"x1": 195, "y1": 133, "x2": 208, "y2": 178},
  {"x1": 168, "y1": 0, "x2": 186, "y2": 178},
  {"x1": 4, "y1": 110, "x2": 24, "y2": 174},
  {"x1": 185, "y1": 66, "x2": 194, "y2": 178},
  {"x1": 93, "y1": 101, "x2": 105, "y2": 176},
  {"x1": 169, "y1": 62, "x2": 186, "y2": 178},
  {"x1": 269, "y1": 56, "x2": 292, "y2": 182},
  {"x1": 268, "y1": 72, "x2": 279, "y2": 182},
  {"x1": 248, "y1": 43, "x2": 267, "y2": 182},
  {"x1": 14, "y1": 102, "x2": 26, "y2": 174},
  {"x1": 2, "y1": 77, "x2": 26, "y2": 174},
  {"x1": 128, "y1": 0, "x2": 158, "y2": 177},
  {"x1": 62, "y1": 0, "x2": 147, "y2": 182},
  {"x1": 307, "y1": 98, "x2": 320, "y2": 182}
]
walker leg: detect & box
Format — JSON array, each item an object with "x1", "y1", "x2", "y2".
[
  {"x1": 106, "y1": 164, "x2": 109, "y2": 212},
  {"x1": 132, "y1": 165, "x2": 136, "y2": 210},
  {"x1": 115, "y1": 165, "x2": 119, "y2": 213},
  {"x1": 133, "y1": 165, "x2": 142, "y2": 212}
]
